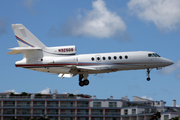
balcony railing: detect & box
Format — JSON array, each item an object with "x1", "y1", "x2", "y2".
[
  {"x1": 60, "y1": 104, "x2": 75, "y2": 107},
  {"x1": 47, "y1": 112, "x2": 58, "y2": 115},
  {"x1": 77, "y1": 112, "x2": 89, "y2": 115},
  {"x1": 33, "y1": 112, "x2": 45, "y2": 115},
  {"x1": 17, "y1": 104, "x2": 31, "y2": 107},
  {"x1": 91, "y1": 112, "x2": 103, "y2": 115},
  {"x1": 61, "y1": 112, "x2": 75, "y2": 115},
  {"x1": 47, "y1": 104, "x2": 59, "y2": 107},
  {"x1": 105, "y1": 112, "x2": 121, "y2": 115},
  {"x1": 3, "y1": 112, "x2": 15, "y2": 114},
  {"x1": 3, "y1": 104, "x2": 15, "y2": 107},
  {"x1": 33, "y1": 104, "x2": 45, "y2": 107},
  {"x1": 77, "y1": 104, "x2": 89, "y2": 107},
  {"x1": 17, "y1": 112, "x2": 31, "y2": 114}
]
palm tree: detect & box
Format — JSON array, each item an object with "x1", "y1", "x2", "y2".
[{"x1": 169, "y1": 116, "x2": 180, "y2": 120}]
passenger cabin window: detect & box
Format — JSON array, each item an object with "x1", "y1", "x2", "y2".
[
  {"x1": 119, "y1": 56, "x2": 122, "y2": 59},
  {"x1": 97, "y1": 57, "x2": 100, "y2": 61},
  {"x1": 91, "y1": 57, "x2": 94, "y2": 61},
  {"x1": 114, "y1": 56, "x2": 117, "y2": 60},
  {"x1": 108, "y1": 56, "x2": 111, "y2": 60},
  {"x1": 125, "y1": 55, "x2": 128, "y2": 59},
  {"x1": 102, "y1": 57, "x2": 106, "y2": 60},
  {"x1": 148, "y1": 53, "x2": 160, "y2": 57}
]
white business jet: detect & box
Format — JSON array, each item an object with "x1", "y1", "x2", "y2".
[{"x1": 7, "y1": 24, "x2": 174, "y2": 87}]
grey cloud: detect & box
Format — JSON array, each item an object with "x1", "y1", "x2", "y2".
[
  {"x1": 0, "y1": 18, "x2": 8, "y2": 36},
  {"x1": 22, "y1": 0, "x2": 39, "y2": 14}
]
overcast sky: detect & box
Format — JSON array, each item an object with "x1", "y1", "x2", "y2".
[{"x1": 1, "y1": 0, "x2": 180, "y2": 106}]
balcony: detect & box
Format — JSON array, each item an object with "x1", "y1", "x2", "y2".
[
  {"x1": 47, "y1": 112, "x2": 58, "y2": 115},
  {"x1": 91, "y1": 112, "x2": 103, "y2": 115},
  {"x1": 77, "y1": 112, "x2": 89, "y2": 115},
  {"x1": 3, "y1": 104, "x2": 15, "y2": 107},
  {"x1": 17, "y1": 104, "x2": 31, "y2": 107},
  {"x1": 77, "y1": 104, "x2": 89, "y2": 107},
  {"x1": 33, "y1": 112, "x2": 45, "y2": 115},
  {"x1": 60, "y1": 104, "x2": 74, "y2": 107},
  {"x1": 33, "y1": 104, "x2": 45, "y2": 107},
  {"x1": 3, "y1": 112, "x2": 15, "y2": 114},
  {"x1": 47, "y1": 104, "x2": 58, "y2": 107},
  {"x1": 61, "y1": 112, "x2": 75, "y2": 115},
  {"x1": 17, "y1": 111, "x2": 31, "y2": 114},
  {"x1": 105, "y1": 112, "x2": 121, "y2": 115}
]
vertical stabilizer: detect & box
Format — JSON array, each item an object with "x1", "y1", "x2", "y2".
[
  {"x1": 11, "y1": 24, "x2": 46, "y2": 48},
  {"x1": 11, "y1": 24, "x2": 46, "y2": 60}
]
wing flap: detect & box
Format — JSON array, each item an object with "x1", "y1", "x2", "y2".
[
  {"x1": 76, "y1": 66, "x2": 113, "y2": 71},
  {"x1": 58, "y1": 73, "x2": 74, "y2": 79}
]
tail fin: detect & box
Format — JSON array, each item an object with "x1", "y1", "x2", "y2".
[
  {"x1": 8, "y1": 24, "x2": 45, "y2": 60},
  {"x1": 11, "y1": 24, "x2": 46, "y2": 48}
]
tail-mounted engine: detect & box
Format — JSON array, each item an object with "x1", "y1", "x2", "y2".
[{"x1": 46, "y1": 45, "x2": 76, "y2": 55}]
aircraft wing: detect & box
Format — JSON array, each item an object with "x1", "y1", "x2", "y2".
[
  {"x1": 58, "y1": 66, "x2": 118, "y2": 78},
  {"x1": 76, "y1": 66, "x2": 118, "y2": 71}
]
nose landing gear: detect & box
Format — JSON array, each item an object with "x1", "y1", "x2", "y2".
[
  {"x1": 79, "y1": 74, "x2": 90, "y2": 87},
  {"x1": 146, "y1": 68, "x2": 151, "y2": 81}
]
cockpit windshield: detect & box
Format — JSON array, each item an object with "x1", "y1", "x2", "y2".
[{"x1": 148, "y1": 53, "x2": 161, "y2": 57}]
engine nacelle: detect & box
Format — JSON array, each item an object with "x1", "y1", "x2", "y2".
[{"x1": 46, "y1": 45, "x2": 76, "y2": 55}]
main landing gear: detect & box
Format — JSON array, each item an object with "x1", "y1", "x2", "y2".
[
  {"x1": 146, "y1": 68, "x2": 151, "y2": 81},
  {"x1": 79, "y1": 74, "x2": 89, "y2": 87}
]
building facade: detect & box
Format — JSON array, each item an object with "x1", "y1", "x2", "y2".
[{"x1": 0, "y1": 93, "x2": 179, "y2": 120}]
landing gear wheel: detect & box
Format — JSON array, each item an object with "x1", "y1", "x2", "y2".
[
  {"x1": 146, "y1": 68, "x2": 151, "y2": 81},
  {"x1": 79, "y1": 81, "x2": 84, "y2": 87},
  {"x1": 84, "y1": 79, "x2": 89, "y2": 86},
  {"x1": 147, "y1": 77, "x2": 150, "y2": 81}
]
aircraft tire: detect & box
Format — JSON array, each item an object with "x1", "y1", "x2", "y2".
[
  {"x1": 147, "y1": 77, "x2": 150, "y2": 81},
  {"x1": 84, "y1": 79, "x2": 89, "y2": 86},
  {"x1": 79, "y1": 81, "x2": 84, "y2": 87}
]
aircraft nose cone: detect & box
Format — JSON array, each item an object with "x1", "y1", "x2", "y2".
[
  {"x1": 169, "y1": 60, "x2": 174, "y2": 65},
  {"x1": 165, "y1": 59, "x2": 174, "y2": 66}
]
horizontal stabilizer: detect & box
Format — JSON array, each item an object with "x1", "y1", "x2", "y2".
[{"x1": 7, "y1": 47, "x2": 42, "y2": 54}]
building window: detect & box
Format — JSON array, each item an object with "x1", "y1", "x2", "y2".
[
  {"x1": 50, "y1": 109, "x2": 58, "y2": 114},
  {"x1": 36, "y1": 109, "x2": 44, "y2": 114},
  {"x1": 124, "y1": 109, "x2": 128, "y2": 115},
  {"x1": 93, "y1": 102, "x2": 101, "y2": 107},
  {"x1": 63, "y1": 118, "x2": 73, "y2": 120},
  {"x1": 80, "y1": 110, "x2": 89, "y2": 115},
  {"x1": 164, "y1": 115, "x2": 169, "y2": 120},
  {"x1": 108, "y1": 56, "x2": 111, "y2": 60},
  {"x1": 145, "y1": 108, "x2": 149, "y2": 113},
  {"x1": 110, "y1": 110, "x2": 118, "y2": 115},
  {"x1": 65, "y1": 102, "x2": 73, "y2": 107},
  {"x1": 109, "y1": 102, "x2": 117, "y2": 107},
  {"x1": 91, "y1": 57, "x2": 94, "y2": 61},
  {"x1": 94, "y1": 118, "x2": 103, "y2": 120},
  {"x1": 119, "y1": 56, "x2": 122, "y2": 59},
  {"x1": 80, "y1": 118, "x2": 88, "y2": 120},
  {"x1": 93, "y1": 110, "x2": 103, "y2": 115},
  {"x1": 49, "y1": 102, "x2": 58, "y2": 107},
  {"x1": 65, "y1": 110, "x2": 74, "y2": 115},
  {"x1": 132, "y1": 109, "x2": 136, "y2": 114},
  {"x1": 78, "y1": 102, "x2": 88, "y2": 107},
  {"x1": 36, "y1": 102, "x2": 45, "y2": 107}
]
